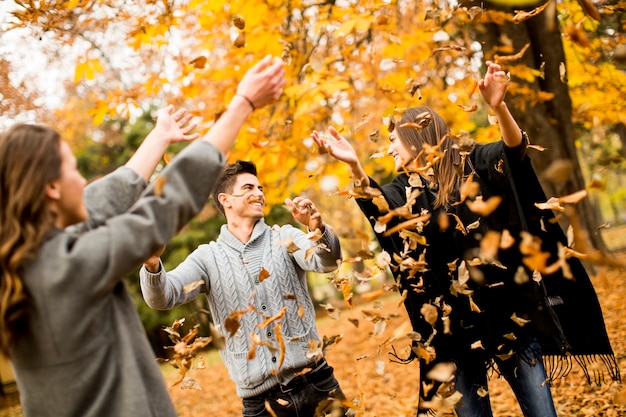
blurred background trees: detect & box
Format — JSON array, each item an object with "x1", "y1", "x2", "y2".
[{"x1": 1, "y1": 0, "x2": 624, "y2": 354}]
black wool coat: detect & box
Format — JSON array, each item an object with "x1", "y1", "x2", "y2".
[{"x1": 356, "y1": 138, "x2": 619, "y2": 384}]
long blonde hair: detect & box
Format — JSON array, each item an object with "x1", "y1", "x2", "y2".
[
  {"x1": 396, "y1": 106, "x2": 460, "y2": 208},
  {"x1": 0, "y1": 124, "x2": 62, "y2": 357}
]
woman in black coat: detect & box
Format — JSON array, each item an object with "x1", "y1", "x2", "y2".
[{"x1": 312, "y1": 61, "x2": 618, "y2": 417}]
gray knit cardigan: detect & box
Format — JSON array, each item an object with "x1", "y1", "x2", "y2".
[
  {"x1": 140, "y1": 218, "x2": 341, "y2": 398},
  {"x1": 10, "y1": 141, "x2": 225, "y2": 417}
]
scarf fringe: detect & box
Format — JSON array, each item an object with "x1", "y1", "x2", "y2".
[{"x1": 543, "y1": 354, "x2": 621, "y2": 385}]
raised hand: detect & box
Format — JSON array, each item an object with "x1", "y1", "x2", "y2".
[
  {"x1": 285, "y1": 196, "x2": 323, "y2": 232},
  {"x1": 311, "y1": 126, "x2": 360, "y2": 166},
  {"x1": 154, "y1": 105, "x2": 200, "y2": 144},
  {"x1": 235, "y1": 55, "x2": 286, "y2": 111},
  {"x1": 478, "y1": 61, "x2": 509, "y2": 109},
  {"x1": 312, "y1": 126, "x2": 370, "y2": 186}
]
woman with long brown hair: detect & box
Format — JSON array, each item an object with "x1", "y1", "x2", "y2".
[{"x1": 0, "y1": 55, "x2": 285, "y2": 417}]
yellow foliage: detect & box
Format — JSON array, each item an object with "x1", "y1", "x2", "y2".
[
  {"x1": 74, "y1": 58, "x2": 104, "y2": 83},
  {"x1": 4, "y1": 0, "x2": 625, "y2": 216}
]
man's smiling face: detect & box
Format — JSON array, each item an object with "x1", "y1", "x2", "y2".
[{"x1": 225, "y1": 173, "x2": 265, "y2": 220}]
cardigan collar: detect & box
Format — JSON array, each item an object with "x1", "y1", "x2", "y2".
[{"x1": 217, "y1": 218, "x2": 269, "y2": 250}]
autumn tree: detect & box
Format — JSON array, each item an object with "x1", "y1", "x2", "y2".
[{"x1": 2, "y1": 0, "x2": 624, "y2": 261}]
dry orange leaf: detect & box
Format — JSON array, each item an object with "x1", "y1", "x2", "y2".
[
  {"x1": 258, "y1": 267, "x2": 270, "y2": 283},
  {"x1": 224, "y1": 306, "x2": 254, "y2": 336},
  {"x1": 154, "y1": 175, "x2": 167, "y2": 196},
  {"x1": 466, "y1": 195, "x2": 502, "y2": 216},
  {"x1": 256, "y1": 306, "x2": 287, "y2": 329},
  {"x1": 189, "y1": 55, "x2": 207, "y2": 69},
  {"x1": 513, "y1": 2, "x2": 551, "y2": 24}
]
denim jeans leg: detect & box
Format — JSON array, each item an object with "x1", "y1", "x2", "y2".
[
  {"x1": 453, "y1": 359, "x2": 494, "y2": 417},
  {"x1": 497, "y1": 340, "x2": 557, "y2": 417},
  {"x1": 290, "y1": 371, "x2": 345, "y2": 417}
]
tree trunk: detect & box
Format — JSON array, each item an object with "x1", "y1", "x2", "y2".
[{"x1": 466, "y1": 1, "x2": 608, "y2": 252}]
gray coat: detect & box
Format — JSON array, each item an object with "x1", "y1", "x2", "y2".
[{"x1": 10, "y1": 140, "x2": 225, "y2": 417}]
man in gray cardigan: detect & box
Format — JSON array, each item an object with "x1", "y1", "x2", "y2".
[{"x1": 140, "y1": 160, "x2": 346, "y2": 417}]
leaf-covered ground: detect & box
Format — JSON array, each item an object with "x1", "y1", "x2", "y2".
[{"x1": 2, "y1": 253, "x2": 626, "y2": 417}]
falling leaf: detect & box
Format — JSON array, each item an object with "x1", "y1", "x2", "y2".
[
  {"x1": 577, "y1": 0, "x2": 601, "y2": 20},
  {"x1": 320, "y1": 303, "x2": 341, "y2": 320},
  {"x1": 341, "y1": 280, "x2": 354, "y2": 308},
  {"x1": 354, "y1": 113, "x2": 370, "y2": 131},
  {"x1": 276, "y1": 237, "x2": 301, "y2": 253},
  {"x1": 458, "y1": 101, "x2": 478, "y2": 112},
  {"x1": 276, "y1": 398, "x2": 290, "y2": 407},
  {"x1": 183, "y1": 279, "x2": 204, "y2": 294},
  {"x1": 514, "y1": 266, "x2": 530, "y2": 284},
  {"x1": 264, "y1": 400, "x2": 278, "y2": 417},
  {"x1": 257, "y1": 306, "x2": 287, "y2": 329},
  {"x1": 468, "y1": 295, "x2": 482, "y2": 313},
  {"x1": 275, "y1": 321, "x2": 285, "y2": 370},
  {"x1": 420, "y1": 303, "x2": 438, "y2": 326},
  {"x1": 163, "y1": 323, "x2": 212, "y2": 386},
  {"x1": 224, "y1": 306, "x2": 253, "y2": 336},
  {"x1": 382, "y1": 213, "x2": 432, "y2": 236},
  {"x1": 189, "y1": 55, "x2": 207, "y2": 69},
  {"x1": 512, "y1": 3, "x2": 551, "y2": 24},
  {"x1": 154, "y1": 175, "x2": 167, "y2": 196},
  {"x1": 397, "y1": 289, "x2": 408, "y2": 307},
  {"x1": 425, "y1": 362, "x2": 456, "y2": 382},
  {"x1": 455, "y1": 172, "x2": 479, "y2": 205},
  {"x1": 208, "y1": 323, "x2": 226, "y2": 350},
  {"x1": 360, "y1": 288, "x2": 387, "y2": 301},
  {"x1": 544, "y1": 159, "x2": 574, "y2": 183},
  {"x1": 494, "y1": 43, "x2": 531, "y2": 64},
  {"x1": 466, "y1": 195, "x2": 503, "y2": 216},
  {"x1": 559, "y1": 62, "x2": 568, "y2": 83},
  {"x1": 258, "y1": 267, "x2": 270, "y2": 283},
  {"x1": 322, "y1": 333, "x2": 343, "y2": 350},
  {"x1": 566, "y1": 20, "x2": 591, "y2": 48},
  {"x1": 233, "y1": 31, "x2": 246, "y2": 48},
  {"x1": 471, "y1": 340, "x2": 485, "y2": 350},
  {"x1": 307, "y1": 228, "x2": 323, "y2": 241},
  {"x1": 232, "y1": 14, "x2": 246, "y2": 29},
  {"x1": 511, "y1": 312, "x2": 531, "y2": 327},
  {"x1": 305, "y1": 339, "x2": 324, "y2": 361},
  {"x1": 297, "y1": 304, "x2": 305, "y2": 319},
  {"x1": 480, "y1": 230, "x2": 501, "y2": 263},
  {"x1": 305, "y1": 243, "x2": 329, "y2": 261},
  {"x1": 372, "y1": 319, "x2": 387, "y2": 336}
]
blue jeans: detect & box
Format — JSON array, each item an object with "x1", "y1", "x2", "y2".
[
  {"x1": 453, "y1": 339, "x2": 557, "y2": 417},
  {"x1": 241, "y1": 363, "x2": 345, "y2": 417}
]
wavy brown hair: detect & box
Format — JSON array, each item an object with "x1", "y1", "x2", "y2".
[
  {"x1": 0, "y1": 124, "x2": 62, "y2": 357},
  {"x1": 396, "y1": 106, "x2": 460, "y2": 208}
]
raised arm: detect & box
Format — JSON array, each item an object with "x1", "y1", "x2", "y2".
[
  {"x1": 126, "y1": 106, "x2": 199, "y2": 181},
  {"x1": 479, "y1": 61, "x2": 523, "y2": 148},
  {"x1": 311, "y1": 126, "x2": 370, "y2": 187},
  {"x1": 285, "y1": 196, "x2": 326, "y2": 232},
  {"x1": 202, "y1": 55, "x2": 285, "y2": 154}
]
